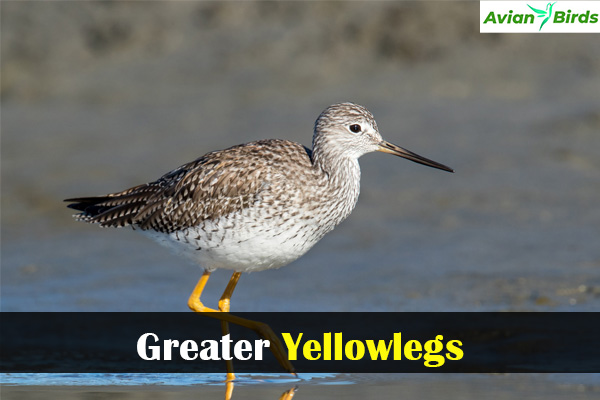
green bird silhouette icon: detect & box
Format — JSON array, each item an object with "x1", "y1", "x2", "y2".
[{"x1": 528, "y1": 2, "x2": 557, "y2": 31}]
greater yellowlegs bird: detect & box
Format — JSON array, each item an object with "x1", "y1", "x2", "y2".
[{"x1": 65, "y1": 102, "x2": 453, "y2": 378}]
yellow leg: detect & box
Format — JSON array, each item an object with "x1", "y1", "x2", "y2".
[
  {"x1": 279, "y1": 386, "x2": 298, "y2": 400},
  {"x1": 225, "y1": 380, "x2": 234, "y2": 400},
  {"x1": 218, "y1": 272, "x2": 241, "y2": 312},
  {"x1": 219, "y1": 272, "x2": 242, "y2": 382},
  {"x1": 187, "y1": 270, "x2": 219, "y2": 312},
  {"x1": 188, "y1": 271, "x2": 296, "y2": 376}
]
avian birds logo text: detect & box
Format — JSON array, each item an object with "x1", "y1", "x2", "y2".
[
  {"x1": 481, "y1": 1, "x2": 600, "y2": 32},
  {"x1": 528, "y1": 2, "x2": 556, "y2": 31}
]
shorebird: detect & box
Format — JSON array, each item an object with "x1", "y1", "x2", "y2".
[{"x1": 65, "y1": 102, "x2": 453, "y2": 379}]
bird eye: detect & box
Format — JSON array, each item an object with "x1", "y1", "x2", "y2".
[{"x1": 349, "y1": 124, "x2": 361, "y2": 133}]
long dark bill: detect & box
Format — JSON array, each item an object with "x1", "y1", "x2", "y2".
[{"x1": 377, "y1": 140, "x2": 454, "y2": 173}]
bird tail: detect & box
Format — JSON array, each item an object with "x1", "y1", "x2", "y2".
[
  {"x1": 65, "y1": 184, "x2": 155, "y2": 228},
  {"x1": 65, "y1": 196, "x2": 125, "y2": 227},
  {"x1": 66, "y1": 195, "x2": 111, "y2": 214}
]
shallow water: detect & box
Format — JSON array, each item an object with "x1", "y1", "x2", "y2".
[
  {"x1": 2, "y1": 373, "x2": 600, "y2": 400},
  {"x1": 3, "y1": 83, "x2": 599, "y2": 312}
]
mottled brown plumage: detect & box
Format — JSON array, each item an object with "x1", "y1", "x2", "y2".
[
  {"x1": 66, "y1": 102, "x2": 453, "y2": 381},
  {"x1": 66, "y1": 102, "x2": 452, "y2": 274},
  {"x1": 68, "y1": 140, "x2": 316, "y2": 234}
]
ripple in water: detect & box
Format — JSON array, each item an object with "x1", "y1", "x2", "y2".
[{"x1": 0, "y1": 373, "x2": 352, "y2": 386}]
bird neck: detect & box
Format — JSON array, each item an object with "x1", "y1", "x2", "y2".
[
  {"x1": 311, "y1": 137, "x2": 362, "y2": 216},
  {"x1": 312, "y1": 135, "x2": 345, "y2": 172}
]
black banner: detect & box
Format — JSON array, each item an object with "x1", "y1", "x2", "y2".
[{"x1": 1, "y1": 312, "x2": 598, "y2": 373}]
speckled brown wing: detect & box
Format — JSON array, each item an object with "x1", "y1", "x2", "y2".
[
  {"x1": 65, "y1": 139, "x2": 313, "y2": 233},
  {"x1": 64, "y1": 163, "x2": 195, "y2": 230}
]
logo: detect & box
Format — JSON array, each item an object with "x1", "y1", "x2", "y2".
[
  {"x1": 480, "y1": 1, "x2": 600, "y2": 33},
  {"x1": 527, "y1": 2, "x2": 556, "y2": 31}
]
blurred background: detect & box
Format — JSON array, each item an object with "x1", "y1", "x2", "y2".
[
  {"x1": 2, "y1": 2, "x2": 599, "y2": 312},
  {"x1": 2, "y1": 1, "x2": 600, "y2": 398}
]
